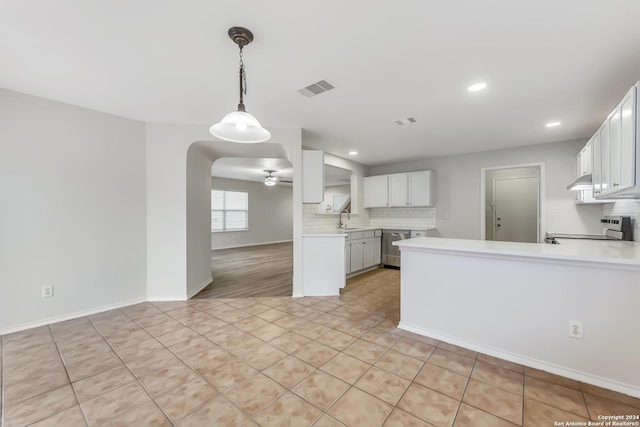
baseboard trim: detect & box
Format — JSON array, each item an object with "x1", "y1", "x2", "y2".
[
  {"x1": 346, "y1": 265, "x2": 380, "y2": 279},
  {"x1": 0, "y1": 297, "x2": 147, "y2": 336},
  {"x1": 147, "y1": 294, "x2": 188, "y2": 302},
  {"x1": 187, "y1": 278, "x2": 212, "y2": 299},
  {"x1": 398, "y1": 322, "x2": 640, "y2": 399},
  {"x1": 211, "y1": 239, "x2": 293, "y2": 250}
]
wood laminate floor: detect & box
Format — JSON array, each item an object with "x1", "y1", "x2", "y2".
[{"x1": 195, "y1": 242, "x2": 293, "y2": 299}]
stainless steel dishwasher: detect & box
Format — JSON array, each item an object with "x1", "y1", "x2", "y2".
[{"x1": 382, "y1": 229, "x2": 411, "y2": 268}]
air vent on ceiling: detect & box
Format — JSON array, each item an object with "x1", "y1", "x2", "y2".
[
  {"x1": 298, "y1": 80, "x2": 335, "y2": 97},
  {"x1": 394, "y1": 117, "x2": 417, "y2": 125}
]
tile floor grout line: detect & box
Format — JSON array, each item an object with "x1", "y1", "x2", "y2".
[
  {"x1": 88, "y1": 309, "x2": 178, "y2": 426},
  {"x1": 50, "y1": 324, "x2": 92, "y2": 427}
]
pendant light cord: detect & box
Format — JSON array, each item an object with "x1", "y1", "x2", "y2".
[{"x1": 238, "y1": 47, "x2": 247, "y2": 111}]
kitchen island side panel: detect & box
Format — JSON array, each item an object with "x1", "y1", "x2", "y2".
[{"x1": 398, "y1": 248, "x2": 640, "y2": 398}]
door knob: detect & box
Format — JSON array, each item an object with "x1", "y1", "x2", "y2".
[
  {"x1": 496, "y1": 224, "x2": 501, "y2": 227},
  {"x1": 497, "y1": 217, "x2": 501, "y2": 220}
]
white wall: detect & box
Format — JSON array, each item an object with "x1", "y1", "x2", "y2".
[
  {"x1": 314, "y1": 185, "x2": 350, "y2": 215},
  {"x1": 368, "y1": 139, "x2": 603, "y2": 239},
  {"x1": 211, "y1": 177, "x2": 293, "y2": 249},
  {"x1": 0, "y1": 89, "x2": 147, "y2": 334},
  {"x1": 146, "y1": 125, "x2": 303, "y2": 300},
  {"x1": 186, "y1": 145, "x2": 215, "y2": 297}
]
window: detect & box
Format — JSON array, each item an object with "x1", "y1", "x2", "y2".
[{"x1": 211, "y1": 190, "x2": 248, "y2": 231}]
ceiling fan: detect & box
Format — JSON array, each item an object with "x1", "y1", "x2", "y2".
[{"x1": 263, "y1": 170, "x2": 292, "y2": 186}]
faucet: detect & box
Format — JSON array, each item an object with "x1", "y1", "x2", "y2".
[{"x1": 338, "y1": 209, "x2": 350, "y2": 228}]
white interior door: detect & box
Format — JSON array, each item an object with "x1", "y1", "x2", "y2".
[{"x1": 493, "y1": 177, "x2": 539, "y2": 243}]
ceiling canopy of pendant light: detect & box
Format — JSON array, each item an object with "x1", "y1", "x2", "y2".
[{"x1": 210, "y1": 27, "x2": 271, "y2": 144}]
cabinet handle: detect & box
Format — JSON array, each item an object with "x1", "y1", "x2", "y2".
[
  {"x1": 595, "y1": 191, "x2": 600, "y2": 194},
  {"x1": 363, "y1": 241, "x2": 366, "y2": 245},
  {"x1": 613, "y1": 182, "x2": 619, "y2": 187}
]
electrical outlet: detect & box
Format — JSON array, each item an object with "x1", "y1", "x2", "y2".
[
  {"x1": 569, "y1": 320, "x2": 583, "y2": 339},
  {"x1": 41, "y1": 285, "x2": 54, "y2": 298}
]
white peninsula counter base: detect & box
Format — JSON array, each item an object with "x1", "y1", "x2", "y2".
[{"x1": 394, "y1": 237, "x2": 640, "y2": 398}]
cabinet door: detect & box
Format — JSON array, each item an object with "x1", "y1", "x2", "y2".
[
  {"x1": 618, "y1": 88, "x2": 636, "y2": 191},
  {"x1": 363, "y1": 175, "x2": 389, "y2": 208},
  {"x1": 592, "y1": 131, "x2": 603, "y2": 197},
  {"x1": 350, "y1": 239, "x2": 364, "y2": 272},
  {"x1": 388, "y1": 173, "x2": 408, "y2": 206},
  {"x1": 345, "y1": 241, "x2": 352, "y2": 274},
  {"x1": 373, "y1": 237, "x2": 381, "y2": 265},
  {"x1": 408, "y1": 170, "x2": 433, "y2": 206},
  {"x1": 599, "y1": 122, "x2": 611, "y2": 195},
  {"x1": 362, "y1": 237, "x2": 375, "y2": 268},
  {"x1": 609, "y1": 106, "x2": 622, "y2": 192},
  {"x1": 578, "y1": 142, "x2": 592, "y2": 176},
  {"x1": 302, "y1": 150, "x2": 324, "y2": 203}
]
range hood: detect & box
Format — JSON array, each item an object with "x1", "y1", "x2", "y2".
[{"x1": 566, "y1": 174, "x2": 592, "y2": 191}]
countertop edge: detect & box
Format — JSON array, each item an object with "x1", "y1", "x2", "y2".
[{"x1": 394, "y1": 237, "x2": 640, "y2": 268}]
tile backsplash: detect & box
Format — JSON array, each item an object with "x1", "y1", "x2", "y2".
[
  {"x1": 369, "y1": 207, "x2": 437, "y2": 230},
  {"x1": 303, "y1": 205, "x2": 438, "y2": 232},
  {"x1": 303, "y1": 204, "x2": 370, "y2": 233},
  {"x1": 602, "y1": 200, "x2": 640, "y2": 242}
]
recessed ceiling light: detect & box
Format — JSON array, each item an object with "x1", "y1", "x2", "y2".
[
  {"x1": 348, "y1": 150, "x2": 358, "y2": 156},
  {"x1": 468, "y1": 82, "x2": 487, "y2": 92},
  {"x1": 546, "y1": 121, "x2": 561, "y2": 128}
]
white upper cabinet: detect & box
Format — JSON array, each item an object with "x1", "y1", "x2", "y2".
[
  {"x1": 577, "y1": 141, "x2": 592, "y2": 176},
  {"x1": 363, "y1": 175, "x2": 389, "y2": 207},
  {"x1": 302, "y1": 150, "x2": 324, "y2": 203},
  {"x1": 408, "y1": 171, "x2": 434, "y2": 206},
  {"x1": 592, "y1": 132, "x2": 602, "y2": 197},
  {"x1": 388, "y1": 174, "x2": 409, "y2": 206},
  {"x1": 595, "y1": 82, "x2": 640, "y2": 199},
  {"x1": 364, "y1": 170, "x2": 435, "y2": 208},
  {"x1": 575, "y1": 138, "x2": 611, "y2": 204}
]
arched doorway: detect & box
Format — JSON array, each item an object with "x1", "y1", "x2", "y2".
[
  {"x1": 185, "y1": 139, "x2": 300, "y2": 299},
  {"x1": 199, "y1": 157, "x2": 294, "y2": 298}
]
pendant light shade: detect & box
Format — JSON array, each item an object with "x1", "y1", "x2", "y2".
[
  {"x1": 210, "y1": 110, "x2": 271, "y2": 143},
  {"x1": 211, "y1": 27, "x2": 271, "y2": 144}
]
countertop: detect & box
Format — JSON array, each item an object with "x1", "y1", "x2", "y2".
[
  {"x1": 303, "y1": 226, "x2": 436, "y2": 237},
  {"x1": 303, "y1": 227, "x2": 381, "y2": 237},
  {"x1": 394, "y1": 236, "x2": 640, "y2": 266}
]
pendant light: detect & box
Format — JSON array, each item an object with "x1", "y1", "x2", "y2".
[{"x1": 210, "y1": 27, "x2": 271, "y2": 143}]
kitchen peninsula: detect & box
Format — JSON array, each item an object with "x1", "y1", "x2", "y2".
[{"x1": 394, "y1": 237, "x2": 640, "y2": 398}]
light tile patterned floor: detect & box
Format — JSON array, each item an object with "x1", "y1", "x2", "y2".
[{"x1": 1, "y1": 269, "x2": 639, "y2": 426}]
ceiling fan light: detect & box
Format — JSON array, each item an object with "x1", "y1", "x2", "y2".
[{"x1": 210, "y1": 110, "x2": 271, "y2": 143}]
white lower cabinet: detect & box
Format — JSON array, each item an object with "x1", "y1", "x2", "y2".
[
  {"x1": 350, "y1": 236, "x2": 364, "y2": 272},
  {"x1": 362, "y1": 237, "x2": 375, "y2": 267},
  {"x1": 345, "y1": 230, "x2": 382, "y2": 276},
  {"x1": 373, "y1": 231, "x2": 382, "y2": 265},
  {"x1": 344, "y1": 237, "x2": 351, "y2": 274}
]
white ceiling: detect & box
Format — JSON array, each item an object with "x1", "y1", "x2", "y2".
[
  {"x1": 212, "y1": 158, "x2": 350, "y2": 187},
  {"x1": 2, "y1": 1, "x2": 640, "y2": 165}
]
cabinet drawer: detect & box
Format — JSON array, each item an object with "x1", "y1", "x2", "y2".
[
  {"x1": 349, "y1": 231, "x2": 364, "y2": 240},
  {"x1": 362, "y1": 230, "x2": 375, "y2": 238}
]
